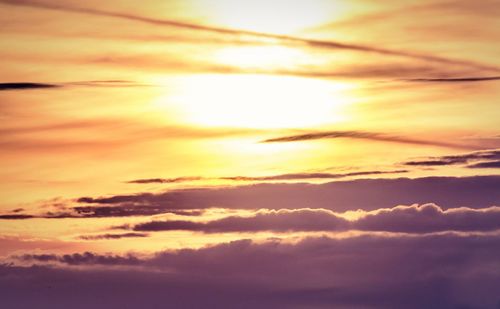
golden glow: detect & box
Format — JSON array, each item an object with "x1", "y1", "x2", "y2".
[
  {"x1": 198, "y1": 0, "x2": 341, "y2": 34},
  {"x1": 153, "y1": 74, "x2": 354, "y2": 129},
  {"x1": 214, "y1": 46, "x2": 311, "y2": 70}
]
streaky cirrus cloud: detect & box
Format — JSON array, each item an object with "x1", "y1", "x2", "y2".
[
  {"x1": 260, "y1": 130, "x2": 480, "y2": 150},
  {"x1": 1, "y1": 0, "x2": 499, "y2": 73},
  {"x1": 3, "y1": 234, "x2": 500, "y2": 308}
]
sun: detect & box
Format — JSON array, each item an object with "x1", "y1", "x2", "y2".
[{"x1": 153, "y1": 74, "x2": 355, "y2": 129}]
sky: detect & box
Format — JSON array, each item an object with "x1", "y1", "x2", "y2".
[{"x1": 1, "y1": 0, "x2": 500, "y2": 308}]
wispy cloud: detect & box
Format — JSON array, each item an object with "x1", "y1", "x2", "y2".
[
  {"x1": 405, "y1": 76, "x2": 500, "y2": 83},
  {"x1": 0, "y1": 83, "x2": 59, "y2": 91},
  {"x1": 18, "y1": 251, "x2": 142, "y2": 266},
  {"x1": 261, "y1": 130, "x2": 479, "y2": 150},
  {"x1": 78, "y1": 232, "x2": 149, "y2": 240},
  {"x1": 403, "y1": 149, "x2": 500, "y2": 167},
  {"x1": 467, "y1": 160, "x2": 500, "y2": 169},
  {"x1": 126, "y1": 177, "x2": 203, "y2": 184},
  {"x1": 127, "y1": 169, "x2": 407, "y2": 184},
  {"x1": 0, "y1": 80, "x2": 147, "y2": 91}
]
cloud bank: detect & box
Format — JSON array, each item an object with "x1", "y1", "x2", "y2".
[{"x1": 3, "y1": 234, "x2": 500, "y2": 308}]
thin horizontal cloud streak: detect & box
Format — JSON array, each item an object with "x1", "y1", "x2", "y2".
[
  {"x1": 18, "y1": 251, "x2": 142, "y2": 266},
  {"x1": 406, "y1": 76, "x2": 500, "y2": 82},
  {"x1": 1, "y1": 0, "x2": 499, "y2": 72},
  {"x1": 403, "y1": 149, "x2": 500, "y2": 167},
  {"x1": 127, "y1": 169, "x2": 408, "y2": 184},
  {"x1": 467, "y1": 160, "x2": 500, "y2": 168},
  {"x1": 78, "y1": 232, "x2": 148, "y2": 240},
  {"x1": 261, "y1": 130, "x2": 479, "y2": 150},
  {"x1": 0, "y1": 82, "x2": 59, "y2": 91},
  {"x1": 126, "y1": 177, "x2": 203, "y2": 184},
  {"x1": 0, "y1": 80, "x2": 146, "y2": 92}
]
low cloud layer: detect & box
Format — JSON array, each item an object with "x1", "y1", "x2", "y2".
[{"x1": 3, "y1": 234, "x2": 500, "y2": 308}]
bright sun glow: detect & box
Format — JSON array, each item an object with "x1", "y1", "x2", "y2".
[
  {"x1": 197, "y1": 0, "x2": 344, "y2": 34},
  {"x1": 154, "y1": 74, "x2": 355, "y2": 129},
  {"x1": 214, "y1": 46, "x2": 312, "y2": 70}
]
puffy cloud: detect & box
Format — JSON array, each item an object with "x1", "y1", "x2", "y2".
[
  {"x1": 130, "y1": 204, "x2": 500, "y2": 234},
  {"x1": 76, "y1": 175, "x2": 500, "y2": 212}
]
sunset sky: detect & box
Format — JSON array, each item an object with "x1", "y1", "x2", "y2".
[{"x1": 1, "y1": 0, "x2": 500, "y2": 308}]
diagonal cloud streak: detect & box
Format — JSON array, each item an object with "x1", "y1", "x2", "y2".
[
  {"x1": 261, "y1": 131, "x2": 479, "y2": 150},
  {"x1": 406, "y1": 76, "x2": 500, "y2": 82},
  {"x1": 1, "y1": 0, "x2": 499, "y2": 72}
]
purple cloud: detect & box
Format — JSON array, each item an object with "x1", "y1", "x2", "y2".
[
  {"x1": 130, "y1": 204, "x2": 500, "y2": 234},
  {"x1": 4, "y1": 234, "x2": 500, "y2": 308}
]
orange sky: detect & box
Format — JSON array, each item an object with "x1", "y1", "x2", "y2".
[{"x1": 1, "y1": 0, "x2": 500, "y2": 257}]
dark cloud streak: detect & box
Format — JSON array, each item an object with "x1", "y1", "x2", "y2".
[{"x1": 261, "y1": 130, "x2": 478, "y2": 150}]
